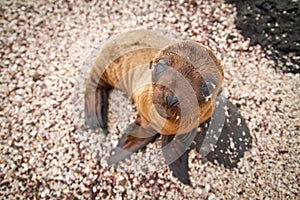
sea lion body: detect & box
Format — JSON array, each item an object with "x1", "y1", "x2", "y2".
[
  {"x1": 84, "y1": 29, "x2": 228, "y2": 184},
  {"x1": 85, "y1": 29, "x2": 223, "y2": 135}
]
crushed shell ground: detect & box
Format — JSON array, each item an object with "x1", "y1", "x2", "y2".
[{"x1": 0, "y1": 0, "x2": 299, "y2": 199}]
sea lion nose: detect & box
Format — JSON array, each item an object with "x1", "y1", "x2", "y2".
[{"x1": 165, "y1": 93, "x2": 179, "y2": 108}]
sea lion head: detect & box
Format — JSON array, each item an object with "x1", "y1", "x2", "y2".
[{"x1": 150, "y1": 41, "x2": 223, "y2": 134}]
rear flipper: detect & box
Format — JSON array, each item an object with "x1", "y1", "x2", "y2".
[
  {"x1": 108, "y1": 123, "x2": 158, "y2": 165},
  {"x1": 161, "y1": 129, "x2": 197, "y2": 185},
  {"x1": 85, "y1": 79, "x2": 111, "y2": 135}
]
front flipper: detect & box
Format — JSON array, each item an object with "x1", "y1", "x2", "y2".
[
  {"x1": 85, "y1": 83, "x2": 111, "y2": 135},
  {"x1": 108, "y1": 123, "x2": 158, "y2": 165},
  {"x1": 161, "y1": 129, "x2": 197, "y2": 185}
]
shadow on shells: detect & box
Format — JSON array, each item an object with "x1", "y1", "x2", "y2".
[
  {"x1": 106, "y1": 94, "x2": 252, "y2": 185},
  {"x1": 193, "y1": 96, "x2": 252, "y2": 169},
  {"x1": 226, "y1": 0, "x2": 300, "y2": 73}
]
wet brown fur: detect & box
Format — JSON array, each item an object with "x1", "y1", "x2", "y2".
[{"x1": 85, "y1": 30, "x2": 223, "y2": 135}]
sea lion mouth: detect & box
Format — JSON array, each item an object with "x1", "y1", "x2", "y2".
[
  {"x1": 154, "y1": 101, "x2": 182, "y2": 121},
  {"x1": 154, "y1": 104, "x2": 170, "y2": 119}
]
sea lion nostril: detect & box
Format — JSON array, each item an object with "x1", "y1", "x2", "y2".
[{"x1": 166, "y1": 93, "x2": 179, "y2": 108}]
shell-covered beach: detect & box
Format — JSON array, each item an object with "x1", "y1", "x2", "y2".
[{"x1": 0, "y1": 0, "x2": 299, "y2": 199}]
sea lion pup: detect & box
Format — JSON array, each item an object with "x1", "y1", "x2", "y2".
[{"x1": 84, "y1": 29, "x2": 224, "y2": 184}]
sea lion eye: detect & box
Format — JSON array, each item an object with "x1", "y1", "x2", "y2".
[
  {"x1": 154, "y1": 58, "x2": 168, "y2": 74},
  {"x1": 201, "y1": 81, "x2": 216, "y2": 101}
]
